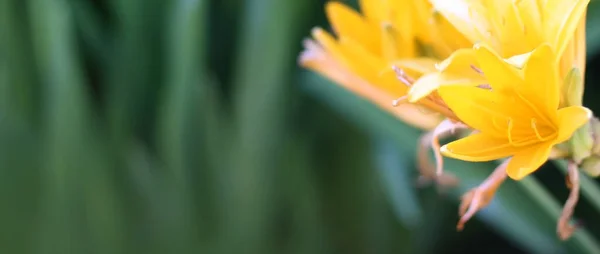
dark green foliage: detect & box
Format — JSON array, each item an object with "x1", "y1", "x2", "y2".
[{"x1": 3, "y1": 0, "x2": 600, "y2": 253}]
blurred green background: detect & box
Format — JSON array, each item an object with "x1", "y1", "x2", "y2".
[{"x1": 5, "y1": 0, "x2": 600, "y2": 253}]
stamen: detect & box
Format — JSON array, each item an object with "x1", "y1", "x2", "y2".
[
  {"x1": 507, "y1": 118, "x2": 516, "y2": 146},
  {"x1": 470, "y1": 65, "x2": 483, "y2": 74},
  {"x1": 531, "y1": 118, "x2": 544, "y2": 141},
  {"x1": 477, "y1": 84, "x2": 491, "y2": 89},
  {"x1": 392, "y1": 96, "x2": 408, "y2": 107},
  {"x1": 392, "y1": 65, "x2": 414, "y2": 86}
]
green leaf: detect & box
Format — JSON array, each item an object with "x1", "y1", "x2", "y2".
[{"x1": 373, "y1": 137, "x2": 423, "y2": 229}]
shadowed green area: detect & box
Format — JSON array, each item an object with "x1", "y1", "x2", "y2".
[{"x1": 3, "y1": 0, "x2": 600, "y2": 253}]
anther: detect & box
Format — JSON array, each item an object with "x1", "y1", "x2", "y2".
[
  {"x1": 477, "y1": 84, "x2": 491, "y2": 89},
  {"x1": 392, "y1": 96, "x2": 408, "y2": 107},
  {"x1": 392, "y1": 66, "x2": 414, "y2": 86},
  {"x1": 471, "y1": 65, "x2": 483, "y2": 74}
]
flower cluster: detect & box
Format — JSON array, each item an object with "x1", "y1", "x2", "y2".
[{"x1": 300, "y1": 0, "x2": 595, "y2": 240}]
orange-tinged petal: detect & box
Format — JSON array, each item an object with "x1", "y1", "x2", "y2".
[
  {"x1": 325, "y1": 2, "x2": 380, "y2": 54},
  {"x1": 521, "y1": 43, "x2": 560, "y2": 121},
  {"x1": 441, "y1": 132, "x2": 519, "y2": 161},
  {"x1": 312, "y1": 29, "x2": 377, "y2": 83},
  {"x1": 475, "y1": 43, "x2": 522, "y2": 93},
  {"x1": 312, "y1": 28, "x2": 353, "y2": 73},
  {"x1": 298, "y1": 39, "x2": 441, "y2": 130},
  {"x1": 506, "y1": 143, "x2": 553, "y2": 180},
  {"x1": 556, "y1": 106, "x2": 592, "y2": 143}
]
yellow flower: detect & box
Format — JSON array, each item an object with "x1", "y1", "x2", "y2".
[
  {"x1": 409, "y1": 0, "x2": 590, "y2": 106},
  {"x1": 299, "y1": 0, "x2": 472, "y2": 130},
  {"x1": 438, "y1": 43, "x2": 591, "y2": 180}
]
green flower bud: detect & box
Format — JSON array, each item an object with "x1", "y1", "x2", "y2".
[
  {"x1": 569, "y1": 121, "x2": 593, "y2": 164},
  {"x1": 581, "y1": 155, "x2": 600, "y2": 177},
  {"x1": 562, "y1": 67, "x2": 584, "y2": 107}
]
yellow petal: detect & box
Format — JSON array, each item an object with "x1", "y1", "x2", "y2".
[
  {"x1": 429, "y1": 0, "x2": 493, "y2": 46},
  {"x1": 436, "y1": 48, "x2": 487, "y2": 83},
  {"x1": 574, "y1": 13, "x2": 587, "y2": 76},
  {"x1": 556, "y1": 106, "x2": 592, "y2": 143},
  {"x1": 441, "y1": 132, "x2": 518, "y2": 162},
  {"x1": 506, "y1": 51, "x2": 532, "y2": 69},
  {"x1": 430, "y1": 12, "x2": 473, "y2": 58},
  {"x1": 521, "y1": 43, "x2": 560, "y2": 122},
  {"x1": 515, "y1": 0, "x2": 544, "y2": 50},
  {"x1": 380, "y1": 23, "x2": 415, "y2": 60},
  {"x1": 437, "y1": 48, "x2": 477, "y2": 73},
  {"x1": 407, "y1": 74, "x2": 443, "y2": 103},
  {"x1": 438, "y1": 85, "x2": 508, "y2": 137},
  {"x1": 325, "y1": 2, "x2": 379, "y2": 54},
  {"x1": 358, "y1": 0, "x2": 382, "y2": 21},
  {"x1": 506, "y1": 143, "x2": 553, "y2": 180},
  {"x1": 389, "y1": 58, "x2": 438, "y2": 75},
  {"x1": 338, "y1": 36, "x2": 385, "y2": 73},
  {"x1": 337, "y1": 37, "x2": 409, "y2": 96},
  {"x1": 475, "y1": 43, "x2": 522, "y2": 93},
  {"x1": 546, "y1": 0, "x2": 590, "y2": 62},
  {"x1": 408, "y1": 72, "x2": 481, "y2": 102},
  {"x1": 497, "y1": 3, "x2": 528, "y2": 57}
]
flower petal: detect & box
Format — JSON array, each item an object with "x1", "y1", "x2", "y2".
[
  {"x1": 515, "y1": 0, "x2": 544, "y2": 50},
  {"x1": 521, "y1": 43, "x2": 560, "y2": 121},
  {"x1": 497, "y1": 3, "x2": 529, "y2": 57},
  {"x1": 298, "y1": 40, "x2": 441, "y2": 130},
  {"x1": 312, "y1": 29, "x2": 376, "y2": 83},
  {"x1": 475, "y1": 43, "x2": 522, "y2": 93},
  {"x1": 556, "y1": 106, "x2": 592, "y2": 143},
  {"x1": 437, "y1": 48, "x2": 477, "y2": 73},
  {"x1": 408, "y1": 72, "x2": 481, "y2": 102},
  {"x1": 438, "y1": 85, "x2": 509, "y2": 137},
  {"x1": 441, "y1": 132, "x2": 519, "y2": 161},
  {"x1": 429, "y1": 0, "x2": 493, "y2": 46},
  {"x1": 390, "y1": 58, "x2": 438, "y2": 75},
  {"x1": 506, "y1": 143, "x2": 553, "y2": 180},
  {"x1": 325, "y1": 2, "x2": 380, "y2": 54},
  {"x1": 358, "y1": 0, "x2": 383, "y2": 21},
  {"x1": 545, "y1": 0, "x2": 590, "y2": 62}
]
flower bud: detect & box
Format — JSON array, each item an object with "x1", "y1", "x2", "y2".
[
  {"x1": 569, "y1": 121, "x2": 593, "y2": 164},
  {"x1": 562, "y1": 67, "x2": 584, "y2": 106},
  {"x1": 581, "y1": 155, "x2": 600, "y2": 177}
]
